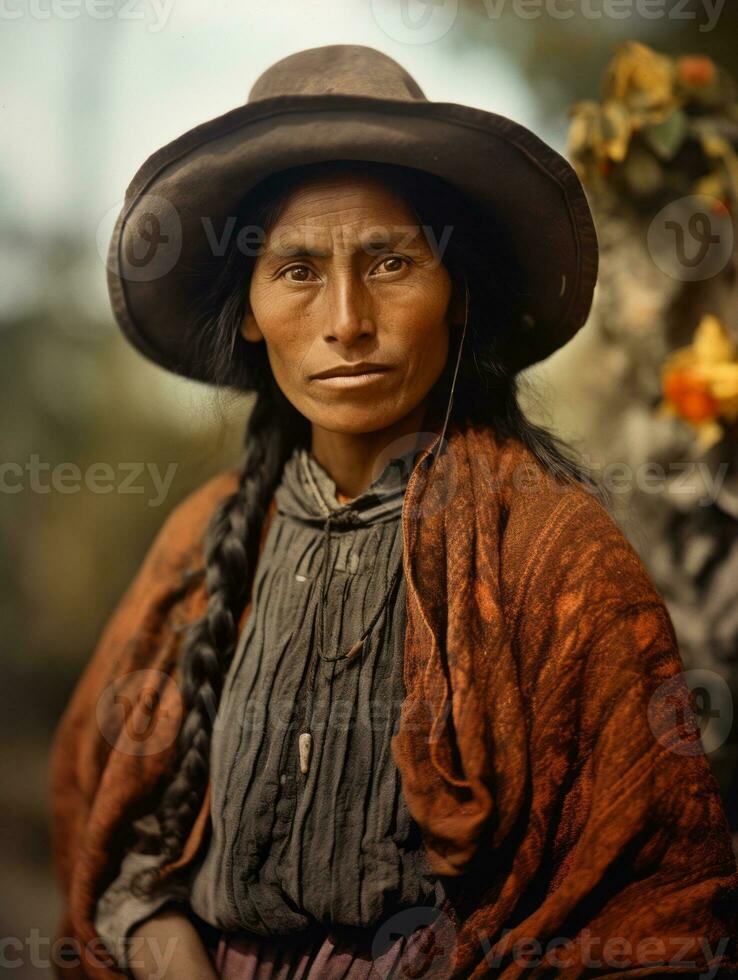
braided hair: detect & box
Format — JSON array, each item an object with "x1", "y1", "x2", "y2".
[{"x1": 131, "y1": 159, "x2": 607, "y2": 896}]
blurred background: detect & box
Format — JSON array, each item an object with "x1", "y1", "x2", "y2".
[{"x1": 2, "y1": 2, "x2": 738, "y2": 975}]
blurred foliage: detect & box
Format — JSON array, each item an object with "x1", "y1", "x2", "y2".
[
  {"x1": 568, "y1": 40, "x2": 738, "y2": 211},
  {"x1": 455, "y1": 1, "x2": 738, "y2": 137},
  {"x1": 0, "y1": 228, "x2": 250, "y2": 738}
]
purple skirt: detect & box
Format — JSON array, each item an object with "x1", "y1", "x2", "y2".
[{"x1": 210, "y1": 917, "x2": 454, "y2": 979}]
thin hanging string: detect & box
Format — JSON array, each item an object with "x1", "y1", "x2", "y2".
[
  {"x1": 298, "y1": 279, "x2": 470, "y2": 774},
  {"x1": 425, "y1": 276, "x2": 470, "y2": 484}
]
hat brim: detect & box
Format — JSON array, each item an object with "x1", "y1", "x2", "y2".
[{"x1": 107, "y1": 93, "x2": 598, "y2": 383}]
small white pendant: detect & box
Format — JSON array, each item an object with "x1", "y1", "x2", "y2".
[{"x1": 298, "y1": 731, "x2": 312, "y2": 774}]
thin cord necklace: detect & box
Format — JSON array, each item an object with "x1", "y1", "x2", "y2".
[
  {"x1": 297, "y1": 280, "x2": 470, "y2": 776},
  {"x1": 297, "y1": 513, "x2": 405, "y2": 775}
]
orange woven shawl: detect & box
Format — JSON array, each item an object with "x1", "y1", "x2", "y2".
[{"x1": 49, "y1": 421, "x2": 738, "y2": 978}]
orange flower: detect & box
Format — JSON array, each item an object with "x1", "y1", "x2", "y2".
[
  {"x1": 677, "y1": 56, "x2": 717, "y2": 89},
  {"x1": 663, "y1": 369, "x2": 721, "y2": 423}
]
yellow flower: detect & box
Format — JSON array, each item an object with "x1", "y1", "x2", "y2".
[
  {"x1": 568, "y1": 99, "x2": 633, "y2": 175},
  {"x1": 660, "y1": 315, "x2": 738, "y2": 446},
  {"x1": 567, "y1": 101, "x2": 601, "y2": 160},
  {"x1": 603, "y1": 41, "x2": 676, "y2": 120},
  {"x1": 600, "y1": 100, "x2": 632, "y2": 162},
  {"x1": 692, "y1": 313, "x2": 736, "y2": 365}
]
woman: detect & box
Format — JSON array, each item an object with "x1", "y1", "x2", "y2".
[{"x1": 50, "y1": 45, "x2": 738, "y2": 979}]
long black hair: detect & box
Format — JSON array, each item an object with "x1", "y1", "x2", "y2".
[{"x1": 131, "y1": 158, "x2": 608, "y2": 896}]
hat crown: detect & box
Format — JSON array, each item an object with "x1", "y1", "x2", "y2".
[
  {"x1": 248, "y1": 44, "x2": 427, "y2": 104},
  {"x1": 110, "y1": 43, "x2": 597, "y2": 384}
]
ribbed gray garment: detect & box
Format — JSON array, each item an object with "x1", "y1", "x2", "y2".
[{"x1": 94, "y1": 444, "x2": 446, "y2": 971}]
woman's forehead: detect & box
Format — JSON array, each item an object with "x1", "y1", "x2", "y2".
[
  {"x1": 254, "y1": 170, "x2": 446, "y2": 263},
  {"x1": 261, "y1": 221, "x2": 429, "y2": 260},
  {"x1": 269, "y1": 172, "x2": 416, "y2": 222}
]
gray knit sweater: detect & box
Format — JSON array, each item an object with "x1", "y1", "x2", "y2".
[{"x1": 94, "y1": 445, "x2": 446, "y2": 971}]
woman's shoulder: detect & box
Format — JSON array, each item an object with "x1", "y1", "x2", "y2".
[
  {"x1": 478, "y1": 428, "x2": 606, "y2": 529},
  {"x1": 149, "y1": 464, "x2": 242, "y2": 566},
  {"x1": 489, "y1": 435, "x2": 666, "y2": 615},
  {"x1": 484, "y1": 438, "x2": 680, "y2": 682}
]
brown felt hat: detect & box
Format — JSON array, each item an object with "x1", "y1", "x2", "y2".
[{"x1": 107, "y1": 44, "x2": 598, "y2": 385}]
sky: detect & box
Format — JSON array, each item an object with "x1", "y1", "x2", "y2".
[
  {"x1": 1, "y1": 0, "x2": 537, "y2": 245},
  {"x1": 0, "y1": 0, "x2": 545, "y2": 414}
]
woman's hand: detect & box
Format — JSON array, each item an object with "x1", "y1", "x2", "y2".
[{"x1": 128, "y1": 908, "x2": 218, "y2": 980}]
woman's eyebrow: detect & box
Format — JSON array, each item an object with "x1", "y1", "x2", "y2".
[
  {"x1": 360, "y1": 228, "x2": 420, "y2": 250},
  {"x1": 361, "y1": 237, "x2": 403, "y2": 252},
  {"x1": 267, "y1": 243, "x2": 332, "y2": 259},
  {"x1": 264, "y1": 228, "x2": 421, "y2": 260}
]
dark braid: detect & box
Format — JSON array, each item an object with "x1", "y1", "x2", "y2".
[
  {"x1": 130, "y1": 185, "x2": 311, "y2": 897},
  {"x1": 131, "y1": 159, "x2": 609, "y2": 897},
  {"x1": 130, "y1": 384, "x2": 306, "y2": 897}
]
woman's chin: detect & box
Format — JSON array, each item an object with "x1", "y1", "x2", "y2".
[{"x1": 301, "y1": 401, "x2": 411, "y2": 437}]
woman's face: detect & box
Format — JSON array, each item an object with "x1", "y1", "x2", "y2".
[{"x1": 241, "y1": 173, "x2": 462, "y2": 435}]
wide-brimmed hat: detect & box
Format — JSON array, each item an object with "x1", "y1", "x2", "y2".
[{"x1": 107, "y1": 44, "x2": 598, "y2": 384}]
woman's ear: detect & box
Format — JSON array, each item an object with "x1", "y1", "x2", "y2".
[{"x1": 240, "y1": 308, "x2": 263, "y2": 343}]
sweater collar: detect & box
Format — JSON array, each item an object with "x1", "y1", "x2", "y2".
[{"x1": 274, "y1": 444, "x2": 414, "y2": 527}]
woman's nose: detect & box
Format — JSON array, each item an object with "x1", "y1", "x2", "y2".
[{"x1": 323, "y1": 274, "x2": 376, "y2": 344}]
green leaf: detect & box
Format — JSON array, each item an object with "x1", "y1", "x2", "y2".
[{"x1": 641, "y1": 110, "x2": 688, "y2": 161}]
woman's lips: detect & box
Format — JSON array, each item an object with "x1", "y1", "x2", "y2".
[{"x1": 311, "y1": 368, "x2": 391, "y2": 387}]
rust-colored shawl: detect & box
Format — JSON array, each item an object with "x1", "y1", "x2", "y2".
[{"x1": 49, "y1": 421, "x2": 738, "y2": 978}]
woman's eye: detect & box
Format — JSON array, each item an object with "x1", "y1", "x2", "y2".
[
  {"x1": 374, "y1": 255, "x2": 408, "y2": 275},
  {"x1": 281, "y1": 265, "x2": 317, "y2": 282}
]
